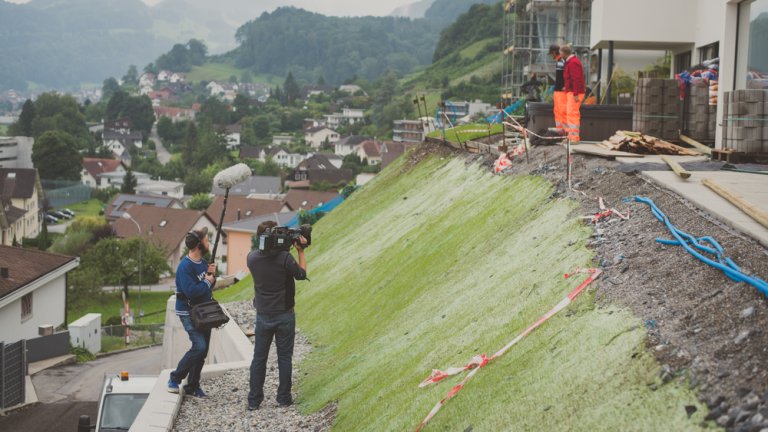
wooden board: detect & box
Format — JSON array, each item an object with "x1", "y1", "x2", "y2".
[
  {"x1": 679, "y1": 134, "x2": 712, "y2": 155},
  {"x1": 661, "y1": 155, "x2": 691, "y2": 179},
  {"x1": 702, "y1": 178, "x2": 768, "y2": 229},
  {"x1": 569, "y1": 143, "x2": 644, "y2": 158}
]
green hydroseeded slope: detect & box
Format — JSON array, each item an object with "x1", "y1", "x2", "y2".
[{"x1": 295, "y1": 155, "x2": 706, "y2": 431}]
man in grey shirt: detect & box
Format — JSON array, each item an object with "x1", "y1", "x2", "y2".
[{"x1": 246, "y1": 221, "x2": 307, "y2": 410}]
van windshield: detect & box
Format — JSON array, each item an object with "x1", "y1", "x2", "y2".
[{"x1": 99, "y1": 393, "x2": 148, "y2": 431}]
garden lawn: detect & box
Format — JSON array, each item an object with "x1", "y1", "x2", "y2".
[
  {"x1": 68, "y1": 290, "x2": 173, "y2": 325},
  {"x1": 426, "y1": 122, "x2": 503, "y2": 143},
  {"x1": 66, "y1": 198, "x2": 105, "y2": 219},
  {"x1": 292, "y1": 154, "x2": 707, "y2": 430}
]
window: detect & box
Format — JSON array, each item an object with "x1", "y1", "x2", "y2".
[
  {"x1": 675, "y1": 51, "x2": 692, "y2": 74},
  {"x1": 744, "y1": 0, "x2": 768, "y2": 89},
  {"x1": 21, "y1": 292, "x2": 32, "y2": 320},
  {"x1": 698, "y1": 42, "x2": 719, "y2": 62}
]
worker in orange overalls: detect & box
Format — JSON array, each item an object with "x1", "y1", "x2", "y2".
[
  {"x1": 561, "y1": 45, "x2": 586, "y2": 144},
  {"x1": 549, "y1": 45, "x2": 567, "y2": 135}
]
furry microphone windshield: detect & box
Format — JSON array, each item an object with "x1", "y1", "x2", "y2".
[{"x1": 213, "y1": 163, "x2": 252, "y2": 189}]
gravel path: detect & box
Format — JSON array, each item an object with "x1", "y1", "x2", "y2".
[{"x1": 172, "y1": 301, "x2": 335, "y2": 432}]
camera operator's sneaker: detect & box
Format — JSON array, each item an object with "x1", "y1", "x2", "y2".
[
  {"x1": 185, "y1": 387, "x2": 207, "y2": 398},
  {"x1": 167, "y1": 379, "x2": 179, "y2": 394}
]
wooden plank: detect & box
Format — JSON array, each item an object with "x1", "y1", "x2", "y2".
[
  {"x1": 660, "y1": 155, "x2": 691, "y2": 179},
  {"x1": 569, "y1": 143, "x2": 644, "y2": 158},
  {"x1": 680, "y1": 134, "x2": 713, "y2": 155},
  {"x1": 702, "y1": 178, "x2": 768, "y2": 229}
]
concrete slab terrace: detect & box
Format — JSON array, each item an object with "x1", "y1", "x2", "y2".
[{"x1": 641, "y1": 170, "x2": 768, "y2": 247}]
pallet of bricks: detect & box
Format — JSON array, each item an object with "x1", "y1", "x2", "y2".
[
  {"x1": 722, "y1": 89, "x2": 768, "y2": 160},
  {"x1": 684, "y1": 83, "x2": 717, "y2": 142},
  {"x1": 633, "y1": 78, "x2": 680, "y2": 141}
]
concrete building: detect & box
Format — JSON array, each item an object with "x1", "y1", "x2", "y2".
[
  {"x1": 393, "y1": 120, "x2": 425, "y2": 144},
  {"x1": 135, "y1": 180, "x2": 185, "y2": 199},
  {"x1": 0, "y1": 137, "x2": 34, "y2": 169},
  {"x1": 590, "y1": 0, "x2": 768, "y2": 147}
]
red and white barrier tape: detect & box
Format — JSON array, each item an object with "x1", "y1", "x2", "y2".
[{"x1": 415, "y1": 268, "x2": 602, "y2": 431}]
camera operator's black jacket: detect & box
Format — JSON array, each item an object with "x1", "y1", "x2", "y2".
[{"x1": 247, "y1": 249, "x2": 307, "y2": 314}]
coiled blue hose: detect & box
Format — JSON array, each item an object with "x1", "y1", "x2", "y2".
[{"x1": 635, "y1": 196, "x2": 768, "y2": 296}]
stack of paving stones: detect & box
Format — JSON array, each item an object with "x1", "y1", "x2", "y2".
[
  {"x1": 723, "y1": 89, "x2": 768, "y2": 153},
  {"x1": 685, "y1": 84, "x2": 716, "y2": 142},
  {"x1": 633, "y1": 78, "x2": 681, "y2": 141}
]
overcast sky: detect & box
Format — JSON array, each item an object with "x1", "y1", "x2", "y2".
[{"x1": 4, "y1": 0, "x2": 418, "y2": 16}]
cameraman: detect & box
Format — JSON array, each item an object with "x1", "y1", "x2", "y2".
[{"x1": 246, "y1": 221, "x2": 307, "y2": 410}]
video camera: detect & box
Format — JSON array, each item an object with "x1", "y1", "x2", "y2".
[{"x1": 258, "y1": 224, "x2": 312, "y2": 254}]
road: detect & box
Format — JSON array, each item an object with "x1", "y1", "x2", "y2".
[
  {"x1": 151, "y1": 126, "x2": 172, "y2": 165},
  {"x1": 0, "y1": 346, "x2": 162, "y2": 432}
]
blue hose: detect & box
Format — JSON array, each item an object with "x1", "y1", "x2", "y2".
[{"x1": 635, "y1": 196, "x2": 768, "y2": 296}]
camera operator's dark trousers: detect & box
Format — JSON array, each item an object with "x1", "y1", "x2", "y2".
[{"x1": 248, "y1": 311, "x2": 295, "y2": 406}]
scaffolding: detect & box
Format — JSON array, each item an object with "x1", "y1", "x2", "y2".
[{"x1": 501, "y1": 0, "x2": 592, "y2": 103}]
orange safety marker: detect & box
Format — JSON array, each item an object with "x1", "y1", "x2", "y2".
[{"x1": 415, "y1": 268, "x2": 602, "y2": 431}]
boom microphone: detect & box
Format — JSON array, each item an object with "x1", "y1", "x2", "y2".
[
  {"x1": 208, "y1": 163, "x2": 253, "y2": 275},
  {"x1": 214, "y1": 163, "x2": 252, "y2": 189}
]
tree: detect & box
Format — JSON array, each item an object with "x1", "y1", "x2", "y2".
[
  {"x1": 32, "y1": 131, "x2": 82, "y2": 180},
  {"x1": 79, "y1": 237, "x2": 170, "y2": 297},
  {"x1": 9, "y1": 99, "x2": 34, "y2": 136},
  {"x1": 187, "y1": 193, "x2": 213, "y2": 210},
  {"x1": 186, "y1": 39, "x2": 208, "y2": 66},
  {"x1": 316, "y1": 75, "x2": 326, "y2": 86},
  {"x1": 182, "y1": 122, "x2": 199, "y2": 167},
  {"x1": 122, "y1": 65, "x2": 139, "y2": 85},
  {"x1": 37, "y1": 222, "x2": 51, "y2": 251},
  {"x1": 30, "y1": 92, "x2": 91, "y2": 147},
  {"x1": 102, "y1": 77, "x2": 121, "y2": 102},
  {"x1": 122, "y1": 170, "x2": 137, "y2": 193},
  {"x1": 106, "y1": 90, "x2": 129, "y2": 120},
  {"x1": 283, "y1": 72, "x2": 301, "y2": 105}
]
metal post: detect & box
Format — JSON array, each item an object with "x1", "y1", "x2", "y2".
[
  {"x1": 596, "y1": 48, "x2": 603, "y2": 102},
  {"x1": 607, "y1": 41, "x2": 615, "y2": 104}
]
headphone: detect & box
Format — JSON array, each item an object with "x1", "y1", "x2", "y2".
[{"x1": 186, "y1": 231, "x2": 203, "y2": 249}]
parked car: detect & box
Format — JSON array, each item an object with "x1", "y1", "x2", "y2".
[
  {"x1": 79, "y1": 372, "x2": 157, "y2": 432},
  {"x1": 61, "y1": 208, "x2": 76, "y2": 217},
  {"x1": 44, "y1": 214, "x2": 58, "y2": 224},
  {"x1": 52, "y1": 210, "x2": 71, "y2": 220}
]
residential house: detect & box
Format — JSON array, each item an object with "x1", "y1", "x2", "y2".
[
  {"x1": 207, "y1": 81, "x2": 225, "y2": 96},
  {"x1": 135, "y1": 180, "x2": 185, "y2": 199},
  {"x1": 266, "y1": 147, "x2": 306, "y2": 168},
  {"x1": 302, "y1": 85, "x2": 335, "y2": 99},
  {"x1": 324, "y1": 108, "x2": 365, "y2": 129},
  {"x1": 281, "y1": 189, "x2": 339, "y2": 212},
  {"x1": 239, "y1": 146, "x2": 265, "y2": 161},
  {"x1": 157, "y1": 70, "x2": 172, "y2": 81},
  {"x1": 206, "y1": 195, "x2": 285, "y2": 226},
  {"x1": 304, "y1": 126, "x2": 340, "y2": 150},
  {"x1": 104, "y1": 118, "x2": 132, "y2": 133},
  {"x1": 289, "y1": 154, "x2": 353, "y2": 187},
  {"x1": 222, "y1": 211, "x2": 298, "y2": 277},
  {"x1": 102, "y1": 129, "x2": 143, "y2": 157},
  {"x1": 303, "y1": 119, "x2": 324, "y2": 131},
  {"x1": 357, "y1": 140, "x2": 382, "y2": 165},
  {"x1": 104, "y1": 193, "x2": 183, "y2": 221},
  {"x1": 170, "y1": 72, "x2": 186, "y2": 84},
  {"x1": 211, "y1": 175, "x2": 282, "y2": 199},
  {"x1": 81, "y1": 158, "x2": 127, "y2": 189},
  {"x1": 272, "y1": 135, "x2": 294, "y2": 146},
  {"x1": 223, "y1": 124, "x2": 242, "y2": 150},
  {"x1": 113, "y1": 206, "x2": 221, "y2": 272},
  {"x1": 334, "y1": 135, "x2": 370, "y2": 157},
  {"x1": 393, "y1": 119, "x2": 425, "y2": 144},
  {"x1": 139, "y1": 73, "x2": 156, "y2": 88},
  {"x1": 380, "y1": 141, "x2": 414, "y2": 169},
  {"x1": 0, "y1": 137, "x2": 34, "y2": 169},
  {"x1": 153, "y1": 106, "x2": 197, "y2": 123},
  {"x1": 0, "y1": 168, "x2": 42, "y2": 245},
  {"x1": 0, "y1": 246, "x2": 79, "y2": 344},
  {"x1": 338, "y1": 84, "x2": 366, "y2": 95},
  {"x1": 98, "y1": 170, "x2": 151, "y2": 190}
]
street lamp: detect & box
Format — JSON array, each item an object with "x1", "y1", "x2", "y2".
[{"x1": 122, "y1": 212, "x2": 142, "y2": 319}]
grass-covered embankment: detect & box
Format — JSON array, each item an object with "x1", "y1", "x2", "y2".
[{"x1": 290, "y1": 153, "x2": 706, "y2": 430}]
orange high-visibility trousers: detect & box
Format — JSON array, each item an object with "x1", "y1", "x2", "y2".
[
  {"x1": 553, "y1": 91, "x2": 567, "y2": 133},
  {"x1": 565, "y1": 92, "x2": 585, "y2": 143}
]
